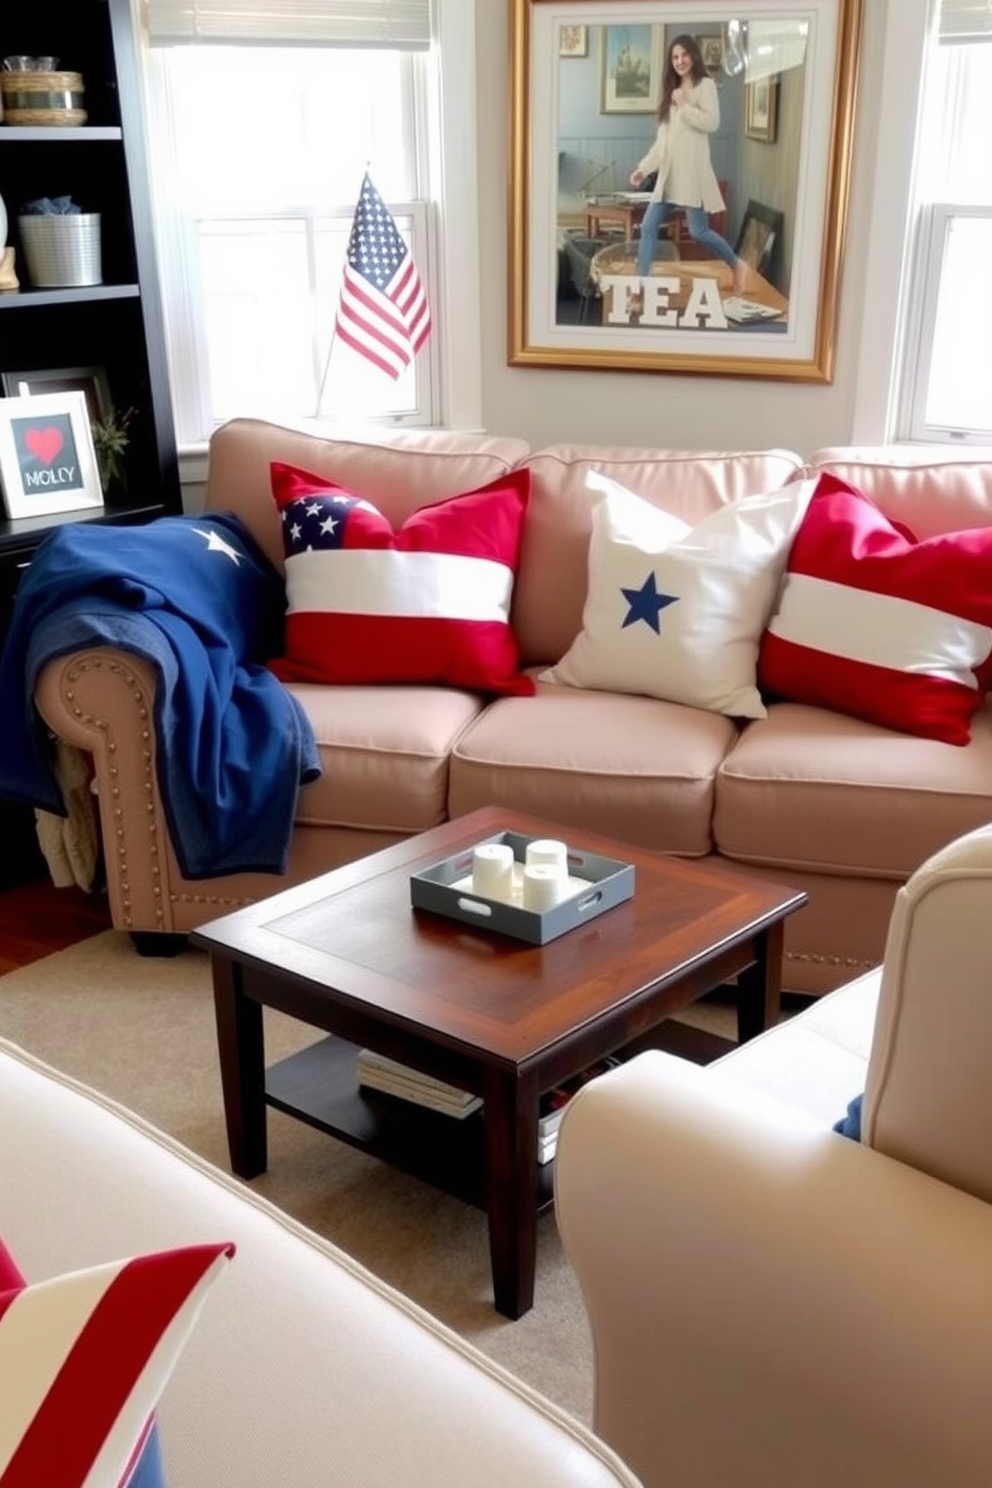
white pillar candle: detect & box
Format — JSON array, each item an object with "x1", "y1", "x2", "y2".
[
  {"x1": 472, "y1": 842, "x2": 515, "y2": 901},
  {"x1": 525, "y1": 838, "x2": 568, "y2": 878},
  {"x1": 523, "y1": 863, "x2": 565, "y2": 912}
]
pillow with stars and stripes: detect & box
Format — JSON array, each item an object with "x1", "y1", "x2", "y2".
[
  {"x1": 0, "y1": 1235, "x2": 234, "y2": 1488},
  {"x1": 758, "y1": 472, "x2": 992, "y2": 744},
  {"x1": 541, "y1": 469, "x2": 817, "y2": 718},
  {"x1": 268, "y1": 461, "x2": 535, "y2": 696}
]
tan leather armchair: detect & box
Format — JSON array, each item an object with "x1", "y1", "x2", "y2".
[{"x1": 555, "y1": 824, "x2": 992, "y2": 1488}]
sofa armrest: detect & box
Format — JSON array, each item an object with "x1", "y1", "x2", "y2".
[
  {"x1": 1, "y1": 1036, "x2": 642, "y2": 1488},
  {"x1": 555, "y1": 1050, "x2": 992, "y2": 1488},
  {"x1": 34, "y1": 646, "x2": 172, "y2": 933}
]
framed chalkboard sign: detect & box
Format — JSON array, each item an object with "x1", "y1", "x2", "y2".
[{"x1": 0, "y1": 391, "x2": 103, "y2": 519}]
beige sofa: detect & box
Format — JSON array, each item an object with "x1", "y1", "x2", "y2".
[
  {"x1": 0, "y1": 1032, "x2": 642, "y2": 1488},
  {"x1": 555, "y1": 822, "x2": 992, "y2": 1488},
  {"x1": 34, "y1": 421, "x2": 992, "y2": 994}
]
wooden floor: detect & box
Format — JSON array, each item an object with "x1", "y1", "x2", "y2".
[{"x1": 0, "y1": 875, "x2": 113, "y2": 975}]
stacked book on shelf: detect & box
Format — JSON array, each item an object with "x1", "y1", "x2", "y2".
[
  {"x1": 356, "y1": 1050, "x2": 620, "y2": 1164},
  {"x1": 355, "y1": 1050, "x2": 482, "y2": 1119}
]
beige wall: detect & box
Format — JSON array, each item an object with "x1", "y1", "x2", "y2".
[{"x1": 475, "y1": 0, "x2": 894, "y2": 455}]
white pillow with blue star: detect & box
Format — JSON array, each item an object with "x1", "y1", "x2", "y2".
[{"x1": 541, "y1": 470, "x2": 818, "y2": 717}]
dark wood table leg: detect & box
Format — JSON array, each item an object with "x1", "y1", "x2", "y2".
[
  {"x1": 211, "y1": 957, "x2": 268, "y2": 1177},
  {"x1": 735, "y1": 922, "x2": 784, "y2": 1044},
  {"x1": 482, "y1": 1067, "x2": 540, "y2": 1319}
]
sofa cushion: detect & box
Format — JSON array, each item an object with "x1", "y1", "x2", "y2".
[
  {"x1": 758, "y1": 474, "x2": 992, "y2": 744},
  {"x1": 511, "y1": 445, "x2": 805, "y2": 666},
  {"x1": 204, "y1": 418, "x2": 531, "y2": 573},
  {"x1": 449, "y1": 680, "x2": 739, "y2": 856},
  {"x1": 0, "y1": 1237, "x2": 233, "y2": 1488},
  {"x1": 707, "y1": 971, "x2": 879, "y2": 1126},
  {"x1": 269, "y1": 462, "x2": 534, "y2": 695},
  {"x1": 290, "y1": 681, "x2": 484, "y2": 834},
  {"x1": 808, "y1": 446, "x2": 992, "y2": 539},
  {"x1": 715, "y1": 699, "x2": 992, "y2": 879},
  {"x1": 542, "y1": 471, "x2": 815, "y2": 719}
]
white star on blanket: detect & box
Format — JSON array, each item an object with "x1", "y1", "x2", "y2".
[{"x1": 192, "y1": 527, "x2": 242, "y2": 564}]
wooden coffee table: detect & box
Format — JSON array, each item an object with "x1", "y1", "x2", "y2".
[{"x1": 192, "y1": 807, "x2": 806, "y2": 1318}]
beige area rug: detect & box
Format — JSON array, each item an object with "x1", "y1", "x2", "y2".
[{"x1": 0, "y1": 930, "x2": 738, "y2": 1423}]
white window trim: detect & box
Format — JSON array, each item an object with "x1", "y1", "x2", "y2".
[
  {"x1": 900, "y1": 203, "x2": 992, "y2": 443},
  {"x1": 427, "y1": 0, "x2": 483, "y2": 434},
  {"x1": 850, "y1": 0, "x2": 935, "y2": 445},
  {"x1": 853, "y1": 0, "x2": 992, "y2": 447}
]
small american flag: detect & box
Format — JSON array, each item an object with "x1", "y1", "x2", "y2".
[{"x1": 334, "y1": 173, "x2": 431, "y2": 380}]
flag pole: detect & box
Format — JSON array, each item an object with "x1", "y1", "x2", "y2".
[
  {"x1": 314, "y1": 322, "x2": 338, "y2": 419},
  {"x1": 315, "y1": 166, "x2": 373, "y2": 418}
]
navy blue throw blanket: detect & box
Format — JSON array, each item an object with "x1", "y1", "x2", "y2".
[{"x1": 0, "y1": 512, "x2": 320, "y2": 878}]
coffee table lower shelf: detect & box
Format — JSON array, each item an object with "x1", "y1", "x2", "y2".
[{"x1": 265, "y1": 1035, "x2": 557, "y2": 1214}]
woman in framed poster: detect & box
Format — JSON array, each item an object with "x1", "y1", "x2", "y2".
[{"x1": 628, "y1": 33, "x2": 749, "y2": 301}]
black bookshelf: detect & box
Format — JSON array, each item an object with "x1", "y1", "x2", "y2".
[{"x1": 0, "y1": 0, "x2": 181, "y2": 883}]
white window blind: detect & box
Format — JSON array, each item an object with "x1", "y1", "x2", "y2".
[
  {"x1": 142, "y1": 0, "x2": 432, "y2": 48},
  {"x1": 940, "y1": 0, "x2": 992, "y2": 42}
]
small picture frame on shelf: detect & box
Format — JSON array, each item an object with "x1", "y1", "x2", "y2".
[
  {"x1": 1, "y1": 365, "x2": 111, "y2": 425},
  {"x1": 0, "y1": 390, "x2": 104, "y2": 519}
]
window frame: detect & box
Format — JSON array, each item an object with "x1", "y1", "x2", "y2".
[
  {"x1": 142, "y1": 47, "x2": 438, "y2": 444},
  {"x1": 137, "y1": 0, "x2": 481, "y2": 458},
  {"x1": 900, "y1": 203, "x2": 992, "y2": 445},
  {"x1": 855, "y1": 3, "x2": 992, "y2": 448}
]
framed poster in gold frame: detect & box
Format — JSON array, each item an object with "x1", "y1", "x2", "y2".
[{"x1": 509, "y1": 0, "x2": 864, "y2": 383}]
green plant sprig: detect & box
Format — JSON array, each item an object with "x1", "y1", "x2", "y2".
[{"x1": 90, "y1": 404, "x2": 136, "y2": 489}]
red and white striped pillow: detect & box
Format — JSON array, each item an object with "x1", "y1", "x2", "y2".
[
  {"x1": 268, "y1": 461, "x2": 534, "y2": 695},
  {"x1": 0, "y1": 1236, "x2": 234, "y2": 1488},
  {"x1": 758, "y1": 473, "x2": 992, "y2": 744}
]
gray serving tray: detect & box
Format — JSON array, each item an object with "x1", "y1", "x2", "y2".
[{"x1": 410, "y1": 830, "x2": 635, "y2": 945}]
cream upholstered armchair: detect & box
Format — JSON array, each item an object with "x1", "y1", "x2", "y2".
[{"x1": 555, "y1": 824, "x2": 992, "y2": 1488}]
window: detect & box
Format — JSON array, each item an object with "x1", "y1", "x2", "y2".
[
  {"x1": 140, "y1": 35, "x2": 439, "y2": 447},
  {"x1": 899, "y1": 20, "x2": 992, "y2": 443}
]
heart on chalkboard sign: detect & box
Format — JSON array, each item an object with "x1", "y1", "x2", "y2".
[{"x1": 24, "y1": 426, "x2": 64, "y2": 465}]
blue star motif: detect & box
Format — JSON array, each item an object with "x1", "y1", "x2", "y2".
[{"x1": 620, "y1": 573, "x2": 679, "y2": 633}]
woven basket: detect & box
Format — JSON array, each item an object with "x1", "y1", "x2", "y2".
[{"x1": 0, "y1": 70, "x2": 87, "y2": 126}]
